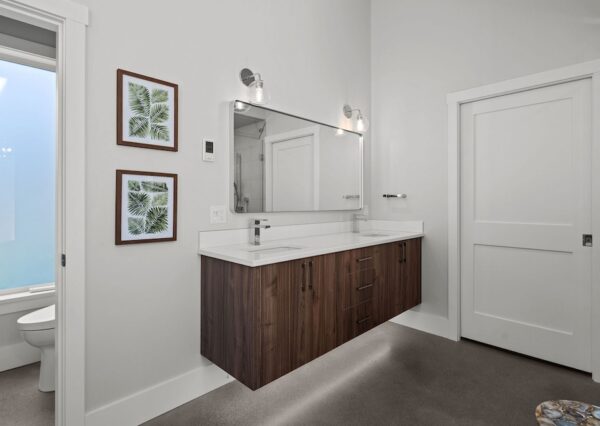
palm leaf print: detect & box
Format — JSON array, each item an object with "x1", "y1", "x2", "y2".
[
  {"x1": 145, "y1": 207, "x2": 168, "y2": 234},
  {"x1": 128, "y1": 191, "x2": 150, "y2": 216},
  {"x1": 128, "y1": 180, "x2": 141, "y2": 191},
  {"x1": 150, "y1": 124, "x2": 169, "y2": 141},
  {"x1": 128, "y1": 82, "x2": 150, "y2": 116},
  {"x1": 151, "y1": 88, "x2": 168, "y2": 103},
  {"x1": 128, "y1": 217, "x2": 145, "y2": 235},
  {"x1": 152, "y1": 192, "x2": 168, "y2": 207},
  {"x1": 129, "y1": 116, "x2": 149, "y2": 138},
  {"x1": 127, "y1": 81, "x2": 170, "y2": 142},
  {"x1": 141, "y1": 181, "x2": 168, "y2": 192}
]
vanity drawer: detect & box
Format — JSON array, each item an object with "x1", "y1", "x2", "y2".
[
  {"x1": 337, "y1": 300, "x2": 375, "y2": 344},
  {"x1": 336, "y1": 246, "x2": 380, "y2": 275},
  {"x1": 339, "y1": 268, "x2": 378, "y2": 310}
]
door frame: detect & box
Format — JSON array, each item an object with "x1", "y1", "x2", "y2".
[
  {"x1": 447, "y1": 59, "x2": 600, "y2": 382},
  {"x1": 0, "y1": 0, "x2": 88, "y2": 423},
  {"x1": 264, "y1": 125, "x2": 320, "y2": 211}
]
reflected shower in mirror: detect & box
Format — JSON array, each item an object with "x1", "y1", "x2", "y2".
[{"x1": 231, "y1": 101, "x2": 363, "y2": 213}]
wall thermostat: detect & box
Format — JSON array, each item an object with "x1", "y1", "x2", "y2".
[{"x1": 203, "y1": 139, "x2": 215, "y2": 162}]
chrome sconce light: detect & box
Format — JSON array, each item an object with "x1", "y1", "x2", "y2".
[
  {"x1": 343, "y1": 104, "x2": 369, "y2": 132},
  {"x1": 239, "y1": 68, "x2": 269, "y2": 105}
]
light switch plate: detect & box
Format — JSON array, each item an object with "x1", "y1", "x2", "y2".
[{"x1": 210, "y1": 205, "x2": 227, "y2": 224}]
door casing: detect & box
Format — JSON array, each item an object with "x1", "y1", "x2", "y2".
[
  {"x1": 0, "y1": 0, "x2": 89, "y2": 423},
  {"x1": 447, "y1": 59, "x2": 600, "y2": 382}
]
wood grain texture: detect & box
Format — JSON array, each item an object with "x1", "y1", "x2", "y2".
[
  {"x1": 200, "y1": 256, "x2": 225, "y2": 364},
  {"x1": 310, "y1": 254, "x2": 337, "y2": 359},
  {"x1": 260, "y1": 262, "x2": 292, "y2": 387},
  {"x1": 337, "y1": 299, "x2": 375, "y2": 345},
  {"x1": 386, "y1": 241, "x2": 406, "y2": 318},
  {"x1": 200, "y1": 239, "x2": 422, "y2": 391},
  {"x1": 224, "y1": 262, "x2": 261, "y2": 389},
  {"x1": 404, "y1": 238, "x2": 422, "y2": 310},
  {"x1": 291, "y1": 259, "x2": 311, "y2": 369}
]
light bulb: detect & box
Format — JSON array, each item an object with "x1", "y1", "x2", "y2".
[
  {"x1": 336, "y1": 128, "x2": 345, "y2": 136},
  {"x1": 356, "y1": 113, "x2": 369, "y2": 132},
  {"x1": 234, "y1": 101, "x2": 251, "y2": 112},
  {"x1": 254, "y1": 85, "x2": 264, "y2": 103},
  {"x1": 249, "y1": 79, "x2": 268, "y2": 105}
]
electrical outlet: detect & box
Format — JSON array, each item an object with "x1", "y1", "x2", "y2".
[{"x1": 210, "y1": 205, "x2": 227, "y2": 224}]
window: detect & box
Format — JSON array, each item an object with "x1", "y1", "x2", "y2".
[{"x1": 0, "y1": 58, "x2": 56, "y2": 292}]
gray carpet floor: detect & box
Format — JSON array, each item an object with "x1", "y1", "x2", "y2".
[
  {"x1": 0, "y1": 362, "x2": 54, "y2": 426},
  {"x1": 145, "y1": 322, "x2": 600, "y2": 426}
]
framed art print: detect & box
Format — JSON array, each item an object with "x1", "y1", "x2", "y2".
[
  {"x1": 116, "y1": 170, "x2": 177, "y2": 244},
  {"x1": 117, "y1": 69, "x2": 178, "y2": 151}
]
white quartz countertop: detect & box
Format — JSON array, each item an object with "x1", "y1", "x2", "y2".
[{"x1": 198, "y1": 230, "x2": 424, "y2": 267}]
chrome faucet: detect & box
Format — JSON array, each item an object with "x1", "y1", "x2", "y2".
[
  {"x1": 251, "y1": 219, "x2": 271, "y2": 245},
  {"x1": 353, "y1": 213, "x2": 368, "y2": 233}
]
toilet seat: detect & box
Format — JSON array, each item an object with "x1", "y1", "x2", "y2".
[{"x1": 17, "y1": 304, "x2": 55, "y2": 331}]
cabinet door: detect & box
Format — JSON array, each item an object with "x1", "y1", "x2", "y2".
[
  {"x1": 291, "y1": 254, "x2": 337, "y2": 369},
  {"x1": 260, "y1": 262, "x2": 292, "y2": 386},
  {"x1": 309, "y1": 254, "x2": 337, "y2": 359},
  {"x1": 387, "y1": 241, "x2": 406, "y2": 318},
  {"x1": 403, "y1": 238, "x2": 422, "y2": 310},
  {"x1": 291, "y1": 258, "x2": 312, "y2": 369}
]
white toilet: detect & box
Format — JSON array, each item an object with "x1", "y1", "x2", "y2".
[{"x1": 17, "y1": 304, "x2": 55, "y2": 392}]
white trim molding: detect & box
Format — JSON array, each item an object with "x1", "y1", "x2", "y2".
[
  {"x1": 85, "y1": 364, "x2": 233, "y2": 426},
  {"x1": 0, "y1": 0, "x2": 89, "y2": 424},
  {"x1": 447, "y1": 59, "x2": 600, "y2": 382}
]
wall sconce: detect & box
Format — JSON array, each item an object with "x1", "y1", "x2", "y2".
[
  {"x1": 240, "y1": 68, "x2": 269, "y2": 105},
  {"x1": 343, "y1": 104, "x2": 369, "y2": 132}
]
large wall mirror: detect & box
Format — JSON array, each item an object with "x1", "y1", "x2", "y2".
[{"x1": 230, "y1": 100, "x2": 363, "y2": 213}]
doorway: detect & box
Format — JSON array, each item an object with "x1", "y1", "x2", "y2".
[
  {"x1": 447, "y1": 60, "x2": 600, "y2": 381},
  {"x1": 0, "y1": 1, "x2": 88, "y2": 424},
  {"x1": 460, "y1": 79, "x2": 591, "y2": 371}
]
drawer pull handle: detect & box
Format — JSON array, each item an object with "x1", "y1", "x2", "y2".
[
  {"x1": 356, "y1": 256, "x2": 373, "y2": 263},
  {"x1": 356, "y1": 282, "x2": 374, "y2": 291},
  {"x1": 356, "y1": 316, "x2": 371, "y2": 325}
]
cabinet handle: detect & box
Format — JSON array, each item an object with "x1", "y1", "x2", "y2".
[
  {"x1": 356, "y1": 256, "x2": 373, "y2": 263},
  {"x1": 300, "y1": 262, "x2": 306, "y2": 291},
  {"x1": 356, "y1": 282, "x2": 374, "y2": 291},
  {"x1": 356, "y1": 316, "x2": 371, "y2": 325},
  {"x1": 308, "y1": 260, "x2": 313, "y2": 291},
  {"x1": 399, "y1": 242, "x2": 406, "y2": 263}
]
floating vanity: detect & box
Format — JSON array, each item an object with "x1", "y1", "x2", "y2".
[{"x1": 199, "y1": 223, "x2": 423, "y2": 390}]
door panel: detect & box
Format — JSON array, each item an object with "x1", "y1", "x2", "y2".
[
  {"x1": 269, "y1": 135, "x2": 317, "y2": 211},
  {"x1": 460, "y1": 78, "x2": 592, "y2": 371}
]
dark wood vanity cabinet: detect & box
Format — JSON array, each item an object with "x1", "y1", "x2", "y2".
[
  {"x1": 386, "y1": 238, "x2": 422, "y2": 318},
  {"x1": 201, "y1": 238, "x2": 422, "y2": 390}
]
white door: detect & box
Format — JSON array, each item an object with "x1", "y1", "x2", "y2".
[
  {"x1": 460, "y1": 78, "x2": 592, "y2": 371},
  {"x1": 265, "y1": 127, "x2": 319, "y2": 211}
]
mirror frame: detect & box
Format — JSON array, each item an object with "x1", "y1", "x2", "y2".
[{"x1": 229, "y1": 100, "x2": 364, "y2": 214}]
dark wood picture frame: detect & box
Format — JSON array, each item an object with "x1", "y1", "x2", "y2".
[
  {"x1": 117, "y1": 69, "x2": 179, "y2": 151},
  {"x1": 115, "y1": 170, "x2": 178, "y2": 245}
]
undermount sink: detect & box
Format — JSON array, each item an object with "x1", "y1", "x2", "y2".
[
  {"x1": 361, "y1": 233, "x2": 390, "y2": 237},
  {"x1": 246, "y1": 246, "x2": 303, "y2": 254}
]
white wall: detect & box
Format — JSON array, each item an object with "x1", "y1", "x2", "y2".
[
  {"x1": 77, "y1": 0, "x2": 370, "y2": 413},
  {"x1": 371, "y1": 0, "x2": 600, "y2": 323}
]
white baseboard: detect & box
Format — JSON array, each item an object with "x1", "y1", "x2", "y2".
[
  {"x1": 390, "y1": 309, "x2": 458, "y2": 341},
  {"x1": 85, "y1": 364, "x2": 233, "y2": 426},
  {"x1": 0, "y1": 340, "x2": 41, "y2": 372}
]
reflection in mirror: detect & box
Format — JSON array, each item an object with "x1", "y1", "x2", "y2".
[{"x1": 232, "y1": 101, "x2": 362, "y2": 213}]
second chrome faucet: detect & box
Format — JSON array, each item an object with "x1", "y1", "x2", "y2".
[{"x1": 251, "y1": 218, "x2": 271, "y2": 245}]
